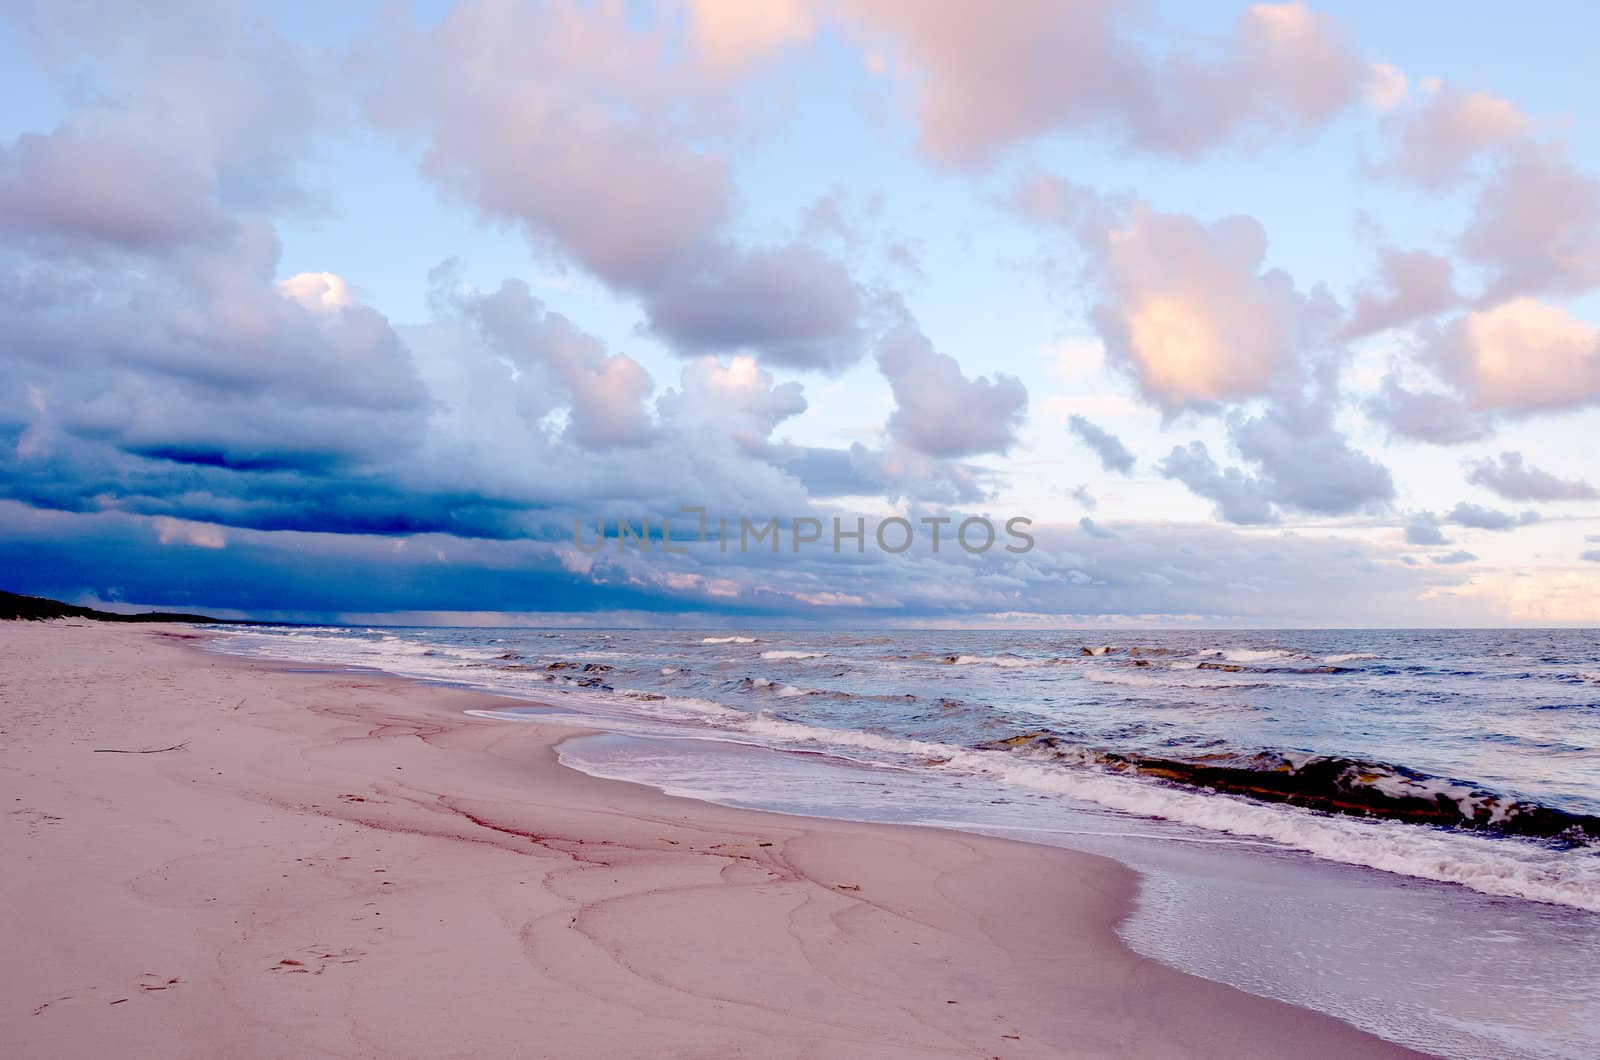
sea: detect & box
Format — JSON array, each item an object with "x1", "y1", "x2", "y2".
[{"x1": 207, "y1": 625, "x2": 1600, "y2": 1059}]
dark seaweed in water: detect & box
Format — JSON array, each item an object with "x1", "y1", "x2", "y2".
[{"x1": 985, "y1": 731, "x2": 1600, "y2": 843}]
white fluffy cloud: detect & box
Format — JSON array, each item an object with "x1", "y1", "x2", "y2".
[
  {"x1": 657, "y1": 356, "x2": 808, "y2": 450},
  {"x1": 1427, "y1": 299, "x2": 1600, "y2": 415},
  {"x1": 1091, "y1": 206, "x2": 1307, "y2": 410},
  {"x1": 279, "y1": 272, "x2": 355, "y2": 315}
]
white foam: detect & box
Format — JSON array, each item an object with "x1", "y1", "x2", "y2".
[
  {"x1": 696, "y1": 715, "x2": 1600, "y2": 913},
  {"x1": 949, "y1": 654, "x2": 1039, "y2": 668},
  {"x1": 1209, "y1": 648, "x2": 1296, "y2": 663},
  {"x1": 1079, "y1": 667, "x2": 1275, "y2": 690},
  {"x1": 702, "y1": 636, "x2": 757, "y2": 644},
  {"x1": 761, "y1": 650, "x2": 824, "y2": 660}
]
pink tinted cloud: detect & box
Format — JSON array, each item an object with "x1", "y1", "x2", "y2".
[
  {"x1": 1375, "y1": 85, "x2": 1530, "y2": 187},
  {"x1": 1342, "y1": 248, "x2": 1457, "y2": 339},
  {"x1": 1091, "y1": 206, "x2": 1304, "y2": 411},
  {"x1": 1427, "y1": 299, "x2": 1600, "y2": 415},
  {"x1": 682, "y1": 1, "x2": 1367, "y2": 167}
]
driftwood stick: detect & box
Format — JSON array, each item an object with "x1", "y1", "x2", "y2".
[{"x1": 92, "y1": 741, "x2": 190, "y2": 754}]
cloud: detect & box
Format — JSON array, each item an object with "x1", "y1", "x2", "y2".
[
  {"x1": 640, "y1": 242, "x2": 866, "y2": 372},
  {"x1": 1341, "y1": 249, "x2": 1456, "y2": 339},
  {"x1": 838, "y1": 1, "x2": 1362, "y2": 166},
  {"x1": 279, "y1": 272, "x2": 356, "y2": 315},
  {"x1": 3, "y1": 0, "x2": 1589, "y2": 630},
  {"x1": 1010, "y1": 171, "x2": 1126, "y2": 243},
  {"x1": 658, "y1": 356, "x2": 808, "y2": 448},
  {"x1": 767, "y1": 443, "x2": 997, "y2": 505},
  {"x1": 683, "y1": 0, "x2": 818, "y2": 76},
  {"x1": 0, "y1": 125, "x2": 229, "y2": 253},
  {"x1": 1158, "y1": 442, "x2": 1276, "y2": 525},
  {"x1": 1229, "y1": 403, "x2": 1395, "y2": 516},
  {"x1": 1465, "y1": 451, "x2": 1598, "y2": 502},
  {"x1": 1362, "y1": 62, "x2": 1407, "y2": 112},
  {"x1": 1425, "y1": 299, "x2": 1600, "y2": 415},
  {"x1": 834, "y1": 0, "x2": 1142, "y2": 167},
  {"x1": 1370, "y1": 76, "x2": 1600, "y2": 305},
  {"x1": 152, "y1": 516, "x2": 226, "y2": 550},
  {"x1": 1445, "y1": 502, "x2": 1540, "y2": 531},
  {"x1": 1066, "y1": 415, "x2": 1135, "y2": 473},
  {"x1": 360, "y1": 0, "x2": 867, "y2": 372},
  {"x1": 1583, "y1": 550, "x2": 1600, "y2": 563},
  {"x1": 1459, "y1": 144, "x2": 1600, "y2": 303},
  {"x1": 1078, "y1": 516, "x2": 1115, "y2": 539},
  {"x1": 1090, "y1": 205, "x2": 1319, "y2": 411},
  {"x1": 445, "y1": 274, "x2": 656, "y2": 449},
  {"x1": 1156, "y1": 396, "x2": 1394, "y2": 522},
  {"x1": 2, "y1": 0, "x2": 321, "y2": 218},
  {"x1": 876, "y1": 321, "x2": 1028, "y2": 459},
  {"x1": 0, "y1": 500, "x2": 1470, "y2": 626},
  {"x1": 1374, "y1": 84, "x2": 1529, "y2": 188},
  {"x1": 1126, "y1": 1, "x2": 1364, "y2": 157},
  {"x1": 1364, "y1": 377, "x2": 1493, "y2": 445},
  {"x1": 1403, "y1": 511, "x2": 1449, "y2": 546},
  {"x1": 1431, "y1": 550, "x2": 1477, "y2": 565}
]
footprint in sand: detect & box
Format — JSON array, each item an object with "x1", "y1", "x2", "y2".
[
  {"x1": 137, "y1": 973, "x2": 181, "y2": 992},
  {"x1": 271, "y1": 947, "x2": 367, "y2": 975}
]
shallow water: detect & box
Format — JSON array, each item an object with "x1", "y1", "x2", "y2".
[{"x1": 210, "y1": 625, "x2": 1600, "y2": 1058}]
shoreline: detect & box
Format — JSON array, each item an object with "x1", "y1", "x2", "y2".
[{"x1": 1, "y1": 622, "x2": 1423, "y2": 1057}]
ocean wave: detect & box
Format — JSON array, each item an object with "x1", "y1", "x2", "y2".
[
  {"x1": 1079, "y1": 668, "x2": 1279, "y2": 691},
  {"x1": 734, "y1": 676, "x2": 843, "y2": 700},
  {"x1": 761, "y1": 650, "x2": 824, "y2": 660},
  {"x1": 1198, "y1": 648, "x2": 1303, "y2": 664},
  {"x1": 714, "y1": 716, "x2": 1600, "y2": 911},
  {"x1": 702, "y1": 635, "x2": 757, "y2": 644},
  {"x1": 986, "y1": 732, "x2": 1600, "y2": 843},
  {"x1": 944, "y1": 653, "x2": 1042, "y2": 668}
]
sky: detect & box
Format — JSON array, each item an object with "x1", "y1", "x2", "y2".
[{"x1": 1, "y1": 0, "x2": 1598, "y2": 627}]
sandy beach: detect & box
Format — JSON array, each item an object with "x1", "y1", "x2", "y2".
[{"x1": 0, "y1": 622, "x2": 1421, "y2": 1058}]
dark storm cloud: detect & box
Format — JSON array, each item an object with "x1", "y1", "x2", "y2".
[{"x1": 0, "y1": 501, "x2": 1460, "y2": 627}]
